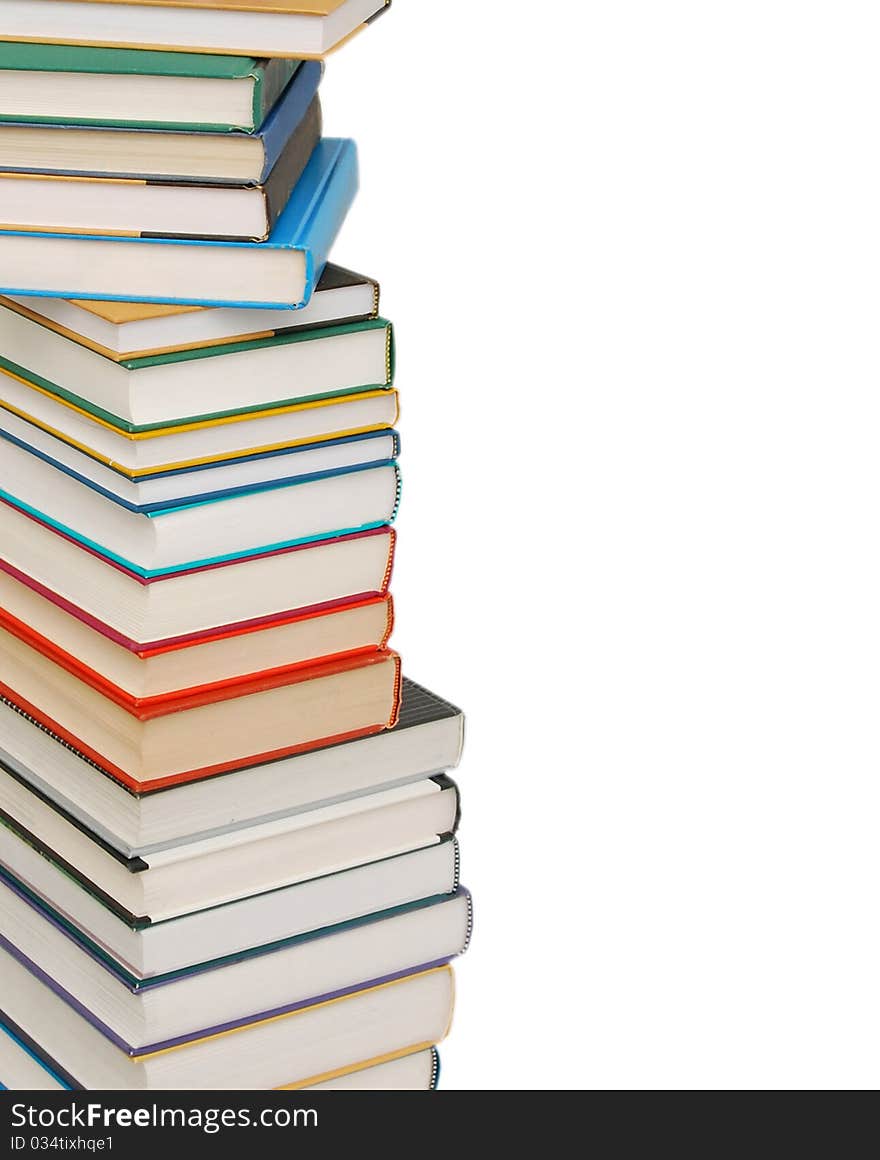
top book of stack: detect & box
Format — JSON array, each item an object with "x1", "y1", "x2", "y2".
[{"x1": 0, "y1": 1, "x2": 391, "y2": 59}]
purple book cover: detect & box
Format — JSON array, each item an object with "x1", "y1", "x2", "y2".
[
  {"x1": 0, "y1": 933, "x2": 454, "y2": 1058},
  {"x1": 0, "y1": 881, "x2": 472, "y2": 1057}
]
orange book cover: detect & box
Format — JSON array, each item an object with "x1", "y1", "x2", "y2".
[
  {"x1": 0, "y1": 650, "x2": 402, "y2": 792},
  {"x1": 0, "y1": 613, "x2": 397, "y2": 718}
]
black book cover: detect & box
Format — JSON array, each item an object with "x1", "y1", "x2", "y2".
[
  {"x1": 260, "y1": 95, "x2": 323, "y2": 237},
  {"x1": 0, "y1": 1011, "x2": 82, "y2": 1090}
]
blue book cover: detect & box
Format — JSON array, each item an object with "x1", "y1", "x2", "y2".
[
  {"x1": 0, "y1": 1018, "x2": 74, "y2": 1090},
  {"x1": 0, "y1": 457, "x2": 401, "y2": 579},
  {"x1": 259, "y1": 60, "x2": 323, "y2": 181},
  {"x1": 0, "y1": 137, "x2": 358, "y2": 310},
  {"x1": 0, "y1": 424, "x2": 400, "y2": 514}
]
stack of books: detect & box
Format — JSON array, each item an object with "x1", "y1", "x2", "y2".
[{"x1": 0, "y1": 1, "x2": 469, "y2": 1093}]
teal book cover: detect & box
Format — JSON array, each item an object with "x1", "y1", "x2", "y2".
[{"x1": 0, "y1": 42, "x2": 299, "y2": 131}]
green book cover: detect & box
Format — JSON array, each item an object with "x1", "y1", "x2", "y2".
[
  {"x1": 0, "y1": 318, "x2": 394, "y2": 433},
  {"x1": 0, "y1": 43, "x2": 299, "y2": 131},
  {"x1": 0, "y1": 856, "x2": 458, "y2": 990}
]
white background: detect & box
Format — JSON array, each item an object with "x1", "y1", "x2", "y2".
[{"x1": 324, "y1": 2, "x2": 880, "y2": 1089}]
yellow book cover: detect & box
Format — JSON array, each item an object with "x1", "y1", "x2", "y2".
[
  {"x1": 0, "y1": 0, "x2": 391, "y2": 58},
  {"x1": 0, "y1": 371, "x2": 399, "y2": 477}
]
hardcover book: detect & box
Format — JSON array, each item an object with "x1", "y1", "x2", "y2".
[
  {"x1": 0, "y1": 376, "x2": 400, "y2": 477},
  {"x1": 0, "y1": 952, "x2": 453, "y2": 1090},
  {"x1": 0, "y1": 309, "x2": 395, "y2": 431},
  {"x1": 0, "y1": 137, "x2": 359, "y2": 308},
  {"x1": 0, "y1": 567, "x2": 395, "y2": 698},
  {"x1": 0, "y1": 879, "x2": 471, "y2": 1054},
  {"x1": 0, "y1": 1025, "x2": 439, "y2": 1090},
  {"x1": 0, "y1": 1020, "x2": 71, "y2": 1090},
  {"x1": 0, "y1": 633, "x2": 402, "y2": 786},
  {"x1": 0, "y1": 43, "x2": 300, "y2": 131},
  {"x1": 0, "y1": 60, "x2": 328, "y2": 184},
  {"x1": 0, "y1": 509, "x2": 397, "y2": 638},
  {"x1": 0, "y1": 451, "x2": 401, "y2": 577},
  {"x1": 307, "y1": 1048, "x2": 440, "y2": 1091},
  {"x1": 0, "y1": 677, "x2": 464, "y2": 855},
  {"x1": 0, "y1": 836, "x2": 461, "y2": 975},
  {"x1": 0, "y1": 773, "x2": 460, "y2": 917},
  {"x1": 0, "y1": 263, "x2": 379, "y2": 360},
  {"x1": 0, "y1": 1, "x2": 392, "y2": 60},
  {"x1": 0, "y1": 97, "x2": 321, "y2": 241},
  {"x1": 0, "y1": 419, "x2": 399, "y2": 510}
]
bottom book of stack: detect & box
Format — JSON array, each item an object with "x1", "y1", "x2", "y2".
[{"x1": 0, "y1": 679, "x2": 470, "y2": 1090}]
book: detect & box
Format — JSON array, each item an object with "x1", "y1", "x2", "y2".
[
  {"x1": 0, "y1": 137, "x2": 358, "y2": 308},
  {"x1": 0, "y1": 1, "x2": 470, "y2": 1096},
  {"x1": 0, "y1": 43, "x2": 300, "y2": 132},
  {"x1": 0, "y1": 415, "x2": 399, "y2": 514},
  {"x1": 0, "y1": 835, "x2": 460, "y2": 976},
  {"x1": 0, "y1": 952, "x2": 453, "y2": 1090},
  {"x1": 0, "y1": 375, "x2": 400, "y2": 477},
  {"x1": 0, "y1": 60, "x2": 326, "y2": 184},
  {"x1": 0, "y1": 1020, "x2": 71, "y2": 1090},
  {"x1": 0, "y1": 774, "x2": 459, "y2": 919},
  {"x1": 0, "y1": 569, "x2": 394, "y2": 699},
  {"x1": 309, "y1": 1047, "x2": 439, "y2": 1090},
  {"x1": 0, "y1": 440, "x2": 401, "y2": 572},
  {"x1": 0, "y1": 879, "x2": 471, "y2": 1053},
  {"x1": 0, "y1": 95, "x2": 322, "y2": 241},
  {"x1": 2, "y1": 263, "x2": 379, "y2": 360},
  {"x1": 0, "y1": 1, "x2": 392, "y2": 60},
  {"x1": 0, "y1": 309, "x2": 395, "y2": 431},
  {"x1": 0, "y1": 418, "x2": 400, "y2": 509},
  {"x1": 1, "y1": 393, "x2": 399, "y2": 503},
  {"x1": 0, "y1": 1022, "x2": 439, "y2": 1091},
  {"x1": 0, "y1": 512, "x2": 397, "y2": 639},
  {"x1": 0, "y1": 636, "x2": 402, "y2": 786},
  {"x1": 306, "y1": 1048, "x2": 440, "y2": 1090},
  {"x1": 0, "y1": 677, "x2": 464, "y2": 855}
]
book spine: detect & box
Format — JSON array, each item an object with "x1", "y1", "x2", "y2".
[
  {"x1": 258, "y1": 61, "x2": 324, "y2": 183},
  {"x1": 254, "y1": 58, "x2": 303, "y2": 134},
  {"x1": 251, "y1": 62, "x2": 265, "y2": 133},
  {"x1": 297, "y1": 140, "x2": 359, "y2": 308},
  {"x1": 461, "y1": 889, "x2": 475, "y2": 955},
  {"x1": 451, "y1": 836, "x2": 461, "y2": 892},
  {"x1": 390, "y1": 461, "x2": 403, "y2": 522},
  {"x1": 262, "y1": 97, "x2": 322, "y2": 240},
  {"x1": 387, "y1": 652, "x2": 403, "y2": 728},
  {"x1": 381, "y1": 526, "x2": 397, "y2": 593},
  {"x1": 379, "y1": 593, "x2": 394, "y2": 649},
  {"x1": 385, "y1": 320, "x2": 395, "y2": 383}
]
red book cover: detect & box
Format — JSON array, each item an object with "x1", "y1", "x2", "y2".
[
  {"x1": 0, "y1": 651, "x2": 402, "y2": 793},
  {"x1": 0, "y1": 613, "x2": 397, "y2": 719},
  {"x1": 0, "y1": 587, "x2": 393, "y2": 692}
]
